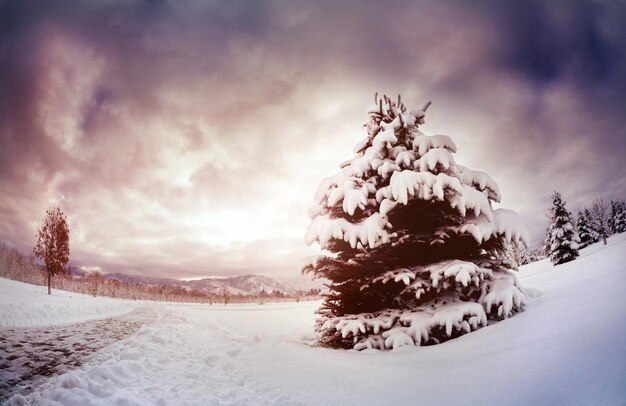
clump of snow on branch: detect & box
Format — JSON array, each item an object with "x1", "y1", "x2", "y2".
[
  {"x1": 323, "y1": 259, "x2": 526, "y2": 350},
  {"x1": 305, "y1": 213, "x2": 392, "y2": 249},
  {"x1": 342, "y1": 301, "x2": 491, "y2": 351}
]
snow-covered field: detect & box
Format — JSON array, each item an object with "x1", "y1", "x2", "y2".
[
  {"x1": 0, "y1": 279, "x2": 142, "y2": 329},
  {"x1": 2, "y1": 235, "x2": 626, "y2": 405}
]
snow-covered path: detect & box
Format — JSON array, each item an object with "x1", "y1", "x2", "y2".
[
  {"x1": 0, "y1": 307, "x2": 156, "y2": 402},
  {"x1": 3, "y1": 304, "x2": 311, "y2": 405},
  {"x1": 2, "y1": 235, "x2": 626, "y2": 405}
]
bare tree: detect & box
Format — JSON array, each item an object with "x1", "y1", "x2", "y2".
[
  {"x1": 33, "y1": 207, "x2": 70, "y2": 294},
  {"x1": 221, "y1": 286, "x2": 231, "y2": 305},
  {"x1": 589, "y1": 198, "x2": 610, "y2": 245}
]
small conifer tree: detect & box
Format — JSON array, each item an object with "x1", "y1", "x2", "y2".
[
  {"x1": 546, "y1": 192, "x2": 579, "y2": 265},
  {"x1": 576, "y1": 209, "x2": 596, "y2": 249},
  {"x1": 609, "y1": 199, "x2": 626, "y2": 234}
]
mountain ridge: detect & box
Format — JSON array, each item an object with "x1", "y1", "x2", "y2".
[{"x1": 96, "y1": 271, "x2": 298, "y2": 296}]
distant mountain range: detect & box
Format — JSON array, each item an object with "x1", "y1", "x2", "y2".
[{"x1": 90, "y1": 271, "x2": 299, "y2": 296}]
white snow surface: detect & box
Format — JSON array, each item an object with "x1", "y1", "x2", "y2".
[
  {"x1": 0, "y1": 279, "x2": 140, "y2": 328},
  {"x1": 4, "y1": 235, "x2": 626, "y2": 405}
]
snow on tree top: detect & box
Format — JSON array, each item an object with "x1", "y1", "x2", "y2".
[{"x1": 306, "y1": 97, "x2": 526, "y2": 250}]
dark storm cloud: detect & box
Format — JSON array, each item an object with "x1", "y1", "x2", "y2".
[
  {"x1": 483, "y1": 0, "x2": 626, "y2": 230},
  {"x1": 0, "y1": 0, "x2": 624, "y2": 282},
  {"x1": 488, "y1": 1, "x2": 623, "y2": 84}
]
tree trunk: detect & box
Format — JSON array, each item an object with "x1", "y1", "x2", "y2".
[
  {"x1": 603, "y1": 236, "x2": 607, "y2": 245},
  {"x1": 48, "y1": 272, "x2": 51, "y2": 295}
]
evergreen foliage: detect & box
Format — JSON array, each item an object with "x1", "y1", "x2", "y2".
[
  {"x1": 609, "y1": 199, "x2": 626, "y2": 234},
  {"x1": 303, "y1": 94, "x2": 527, "y2": 350},
  {"x1": 546, "y1": 192, "x2": 579, "y2": 265},
  {"x1": 576, "y1": 209, "x2": 596, "y2": 249}
]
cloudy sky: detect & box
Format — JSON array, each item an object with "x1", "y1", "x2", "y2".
[{"x1": 1, "y1": 0, "x2": 625, "y2": 285}]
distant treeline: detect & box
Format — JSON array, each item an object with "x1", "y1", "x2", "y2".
[{"x1": 0, "y1": 243, "x2": 321, "y2": 304}]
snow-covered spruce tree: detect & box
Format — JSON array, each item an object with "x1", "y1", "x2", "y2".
[
  {"x1": 609, "y1": 199, "x2": 626, "y2": 234},
  {"x1": 616, "y1": 200, "x2": 626, "y2": 233},
  {"x1": 303, "y1": 94, "x2": 527, "y2": 350},
  {"x1": 547, "y1": 192, "x2": 579, "y2": 265},
  {"x1": 576, "y1": 209, "x2": 596, "y2": 249}
]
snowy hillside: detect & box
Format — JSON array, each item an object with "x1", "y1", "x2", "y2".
[
  {"x1": 0, "y1": 278, "x2": 142, "y2": 329},
  {"x1": 2, "y1": 235, "x2": 626, "y2": 405},
  {"x1": 221, "y1": 274, "x2": 298, "y2": 295}
]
